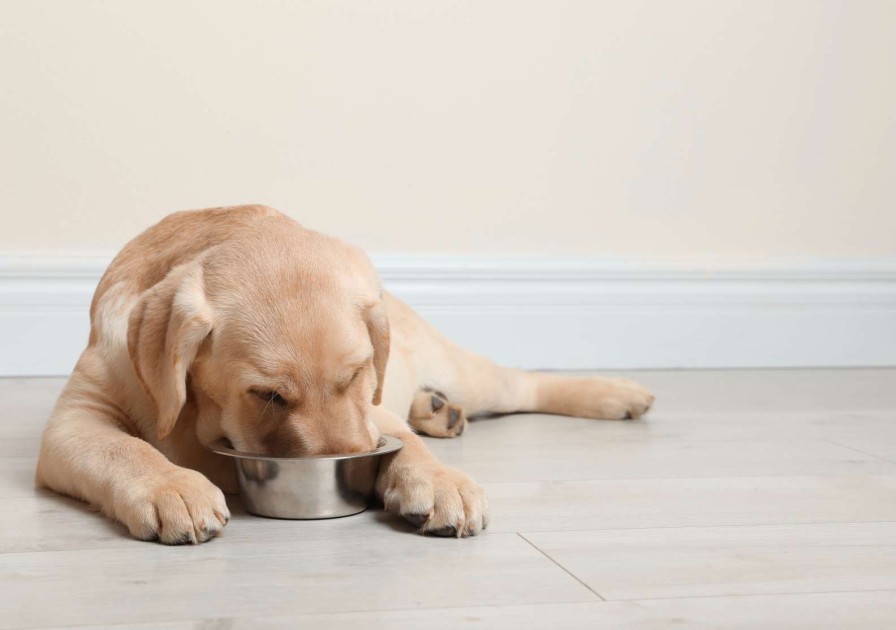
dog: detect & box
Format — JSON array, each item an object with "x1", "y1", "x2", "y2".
[{"x1": 35, "y1": 205, "x2": 654, "y2": 543}]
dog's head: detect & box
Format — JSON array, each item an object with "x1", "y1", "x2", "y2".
[{"x1": 126, "y1": 224, "x2": 386, "y2": 456}]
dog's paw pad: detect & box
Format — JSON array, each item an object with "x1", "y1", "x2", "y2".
[{"x1": 409, "y1": 390, "x2": 467, "y2": 438}]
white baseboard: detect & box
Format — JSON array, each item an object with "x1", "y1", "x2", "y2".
[{"x1": 2, "y1": 254, "x2": 895, "y2": 376}]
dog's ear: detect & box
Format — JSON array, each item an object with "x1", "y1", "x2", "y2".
[
  {"x1": 127, "y1": 259, "x2": 214, "y2": 440},
  {"x1": 363, "y1": 299, "x2": 390, "y2": 406}
]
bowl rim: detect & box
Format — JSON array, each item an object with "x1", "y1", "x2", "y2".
[{"x1": 206, "y1": 434, "x2": 403, "y2": 461}]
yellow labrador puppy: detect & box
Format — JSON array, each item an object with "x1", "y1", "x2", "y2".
[{"x1": 36, "y1": 205, "x2": 654, "y2": 544}]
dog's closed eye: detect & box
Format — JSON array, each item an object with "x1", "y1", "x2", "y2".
[
  {"x1": 335, "y1": 367, "x2": 364, "y2": 393},
  {"x1": 250, "y1": 389, "x2": 287, "y2": 406}
]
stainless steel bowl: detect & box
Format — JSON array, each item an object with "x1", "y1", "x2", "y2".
[{"x1": 208, "y1": 436, "x2": 403, "y2": 519}]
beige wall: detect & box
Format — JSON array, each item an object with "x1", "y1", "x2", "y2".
[{"x1": 1, "y1": 1, "x2": 894, "y2": 259}]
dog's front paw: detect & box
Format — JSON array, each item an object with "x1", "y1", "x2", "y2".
[
  {"x1": 117, "y1": 468, "x2": 230, "y2": 544},
  {"x1": 378, "y1": 459, "x2": 488, "y2": 537}
]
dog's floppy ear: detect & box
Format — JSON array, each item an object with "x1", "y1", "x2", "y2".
[
  {"x1": 127, "y1": 259, "x2": 214, "y2": 440},
  {"x1": 363, "y1": 299, "x2": 390, "y2": 406}
]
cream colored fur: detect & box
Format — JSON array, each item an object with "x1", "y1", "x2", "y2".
[{"x1": 35, "y1": 206, "x2": 654, "y2": 543}]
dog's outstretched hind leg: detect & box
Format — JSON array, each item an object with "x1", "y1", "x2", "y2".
[{"x1": 383, "y1": 292, "x2": 655, "y2": 432}]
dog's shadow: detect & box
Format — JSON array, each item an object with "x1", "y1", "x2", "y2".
[
  {"x1": 365, "y1": 496, "x2": 421, "y2": 534},
  {"x1": 226, "y1": 493, "x2": 420, "y2": 535}
]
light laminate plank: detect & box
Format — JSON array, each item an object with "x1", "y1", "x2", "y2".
[
  {"x1": 41, "y1": 591, "x2": 896, "y2": 630},
  {"x1": 0, "y1": 532, "x2": 595, "y2": 629},
  {"x1": 428, "y1": 436, "x2": 896, "y2": 483},
  {"x1": 481, "y1": 474, "x2": 896, "y2": 533},
  {"x1": 9, "y1": 474, "x2": 896, "y2": 553},
  {"x1": 523, "y1": 522, "x2": 896, "y2": 601}
]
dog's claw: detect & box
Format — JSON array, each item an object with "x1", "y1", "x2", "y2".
[
  {"x1": 403, "y1": 513, "x2": 429, "y2": 528},
  {"x1": 429, "y1": 525, "x2": 457, "y2": 537}
]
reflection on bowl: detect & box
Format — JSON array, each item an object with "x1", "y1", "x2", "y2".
[{"x1": 207, "y1": 436, "x2": 403, "y2": 519}]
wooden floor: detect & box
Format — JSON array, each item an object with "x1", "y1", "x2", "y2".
[{"x1": 2, "y1": 369, "x2": 896, "y2": 629}]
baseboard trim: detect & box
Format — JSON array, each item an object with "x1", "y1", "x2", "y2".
[{"x1": 2, "y1": 254, "x2": 895, "y2": 375}]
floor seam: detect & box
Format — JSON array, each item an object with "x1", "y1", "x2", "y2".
[
  {"x1": 8, "y1": 589, "x2": 896, "y2": 629},
  {"x1": 825, "y1": 439, "x2": 896, "y2": 465},
  {"x1": 7, "y1": 601, "x2": 614, "y2": 630},
  {"x1": 5, "y1": 519, "x2": 896, "y2": 557},
  {"x1": 512, "y1": 519, "x2": 896, "y2": 535},
  {"x1": 431, "y1": 470, "x2": 896, "y2": 484},
  {"x1": 475, "y1": 472, "x2": 896, "y2": 486},
  {"x1": 517, "y1": 532, "x2": 606, "y2": 602},
  {"x1": 606, "y1": 587, "x2": 896, "y2": 603}
]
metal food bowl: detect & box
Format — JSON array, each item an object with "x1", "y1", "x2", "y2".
[{"x1": 208, "y1": 436, "x2": 403, "y2": 519}]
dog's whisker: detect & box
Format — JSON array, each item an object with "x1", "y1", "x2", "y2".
[{"x1": 257, "y1": 393, "x2": 275, "y2": 424}]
